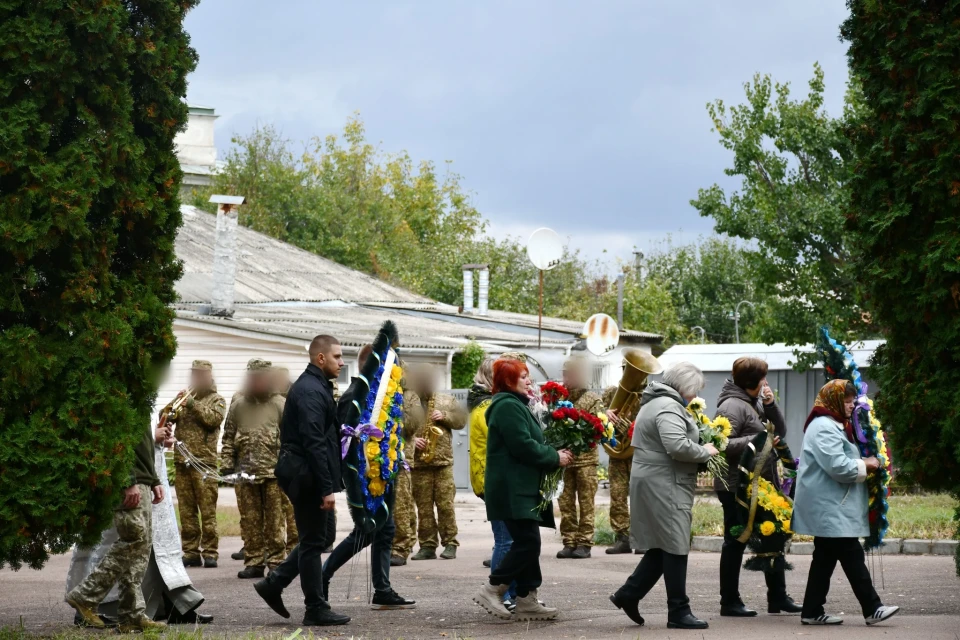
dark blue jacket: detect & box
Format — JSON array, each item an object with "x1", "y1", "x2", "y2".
[{"x1": 276, "y1": 363, "x2": 343, "y2": 501}]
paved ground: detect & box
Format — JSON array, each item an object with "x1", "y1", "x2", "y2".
[{"x1": 2, "y1": 493, "x2": 959, "y2": 639}]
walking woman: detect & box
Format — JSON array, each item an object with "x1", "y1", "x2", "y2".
[
  {"x1": 473, "y1": 358, "x2": 572, "y2": 621},
  {"x1": 793, "y1": 379, "x2": 899, "y2": 626},
  {"x1": 714, "y1": 357, "x2": 801, "y2": 616},
  {"x1": 609, "y1": 362, "x2": 717, "y2": 630}
]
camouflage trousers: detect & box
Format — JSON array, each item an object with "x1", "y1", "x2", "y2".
[
  {"x1": 237, "y1": 480, "x2": 286, "y2": 569},
  {"x1": 68, "y1": 485, "x2": 152, "y2": 624},
  {"x1": 412, "y1": 465, "x2": 459, "y2": 549},
  {"x1": 282, "y1": 492, "x2": 298, "y2": 555},
  {"x1": 558, "y1": 465, "x2": 599, "y2": 547},
  {"x1": 175, "y1": 464, "x2": 219, "y2": 561},
  {"x1": 608, "y1": 457, "x2": 632, "y2": 537},
  {"x1": 391, "y1": 468, "x2": 417, "y2": 558}
]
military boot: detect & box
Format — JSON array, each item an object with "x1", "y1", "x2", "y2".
[
  {"x1": 118, "y1": 616, "x2": 167, "y2": 633},
  {"x1": 411, "y1": 547, "x2": 437, "y2": 561},
  {"x1": 231, "y1": 547, "x2": 245, "y2": 561},
  {"x1": 513, "y1": 590, "x2": 558, "y2": 621},
  {"x1": 65, "y1": 594, "x2": 105, "y2": 629},
  {"x1": 390, "y1": 555, "x2": 407, "y2": 567},
  {"x1": 238, "y1": 565, "x2": 265, "y2": 579},
  {"x1": 556, "y1": 546, "x2": 576, "y2": 559},
  {"x1": 572, "y1": 545, "x2": 592, "y2": 559},
  {"x1": 439, "y1": 544, "x2": 457, "y2": 560},
  {"x1": 606, "y1": 534, "x2": 632, "y2": 554}
]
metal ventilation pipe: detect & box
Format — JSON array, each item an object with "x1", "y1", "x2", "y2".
[
  {"x1": 477, "y1": 267, "x2": 489, "y2": 316},
  {"x1": 462, "y1": 268, "x2": 475, "y2": 313},
  {"x1": 209, "y1": 194, "x2": 246, "y2": 317}
]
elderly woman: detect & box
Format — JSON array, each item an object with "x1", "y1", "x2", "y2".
[
  {"x1": 793, "y1": 380, "x2": 899, "y2": 627},
  {"x1": 473, "y1": 358, "x2": 572, "y2": 621},
  {"x1": 609, "y1": 362, "x2": 717, "y2": 630}
]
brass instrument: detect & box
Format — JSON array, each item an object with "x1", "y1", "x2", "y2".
[
  {"x1": 158, "y1": 388, "x2": 195, "y2": 431},
  {"x1": 418, "y1": 396, "x2": 443, "y2": 464},
  {"x1": 603, "y1": 349, "x2": 662, "y2": 460}
]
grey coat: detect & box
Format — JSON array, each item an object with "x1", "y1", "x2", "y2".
[
  {"x1": 792, "y1": 416, "x2": 869, "y2": 538},
  {"x1": 713, "y1": 379, "x2": 787, "y2": 492},
  {"x1": 629, "y1": 382, "x2": 713, "y2": 555}
]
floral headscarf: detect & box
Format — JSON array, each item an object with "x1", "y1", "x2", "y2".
[{"x1": 804, "y1": 378, "x2": 856, "y2": 441}]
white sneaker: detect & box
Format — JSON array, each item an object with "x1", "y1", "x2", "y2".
[
  {"x1": 512, "y1": 589, "x2": 558, "y2": 621},
  {"x1": 473, "y1": 584, "x2": 511, "y2": 619},
  {"x1": 802, "y1": 614, "x2": 843, "y2": 625},
  {"x1": 866, "y1": 605, "x2": 900, "y2": 626}
]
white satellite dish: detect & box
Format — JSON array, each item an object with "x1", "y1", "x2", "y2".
[
  {"x1": 527, "y1": 228, "x2": 563, "y2": 271},
  {"x1": 583, "y1": 313, "x2": 620, "y2": 356}
]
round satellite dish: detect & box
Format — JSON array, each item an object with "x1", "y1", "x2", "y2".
[
  {"x1": 583, "y1": 313, "x2": 620, "y2": 356},
  {"x1": 527, "y1": 228, "x2": 563, "y2": 271}
]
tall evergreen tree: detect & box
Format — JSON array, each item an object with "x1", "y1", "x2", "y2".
[
  {"x1": 842, "y1": 0, "x2": 960, "y2": 571},
  {"x1": 0, "y1": 1, "x2": 198, "y2": 569}
]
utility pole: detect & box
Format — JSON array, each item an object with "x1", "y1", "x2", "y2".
[{"x1": 730, "y1": 300, "x2": 755, "y2": 344}]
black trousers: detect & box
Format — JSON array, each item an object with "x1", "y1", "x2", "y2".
[
  {"x1": 266, "y1": 497, "x2": 334, "y2": 612},
  {"x1": 717, "y1": 490, "x2": 788, "y2": 606},
  {"x1": 323, "y1": 515, "x2": 395, "y2": 594},
  {"x1": 615, "y1": 548, "x2": 692, "y2": 620},
  {"x1": 801, "y1": 537, "x2": 883, "y2": 619},
  {"x1": 488, "y1": 519, "x2": 541, "y2": 598}
]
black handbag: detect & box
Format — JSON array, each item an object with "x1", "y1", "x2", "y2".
[{"x1": 275, "y1": 449, "x2": 312, "y2": 503}]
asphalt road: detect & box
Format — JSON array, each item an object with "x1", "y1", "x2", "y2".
[{"x1": 2, "y1": 495, "x2": 958, "y2": 639}]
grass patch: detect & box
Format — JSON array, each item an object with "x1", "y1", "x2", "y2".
[{"x1": 172, "y1": 505, "x2": 242, "y2": 538}]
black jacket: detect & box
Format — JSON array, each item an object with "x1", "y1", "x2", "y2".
[{"x1": 276, "y1": 364, "x2": 343, "y2": 501}]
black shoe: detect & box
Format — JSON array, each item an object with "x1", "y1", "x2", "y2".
[
  {"x1": 371, "y1": 589, "x2": 416, "y2": 610},
  {"x1": 238, "y1": 565, "x2": 265, "y2": 579},
  {"x1": 182, "y1": 557, "x2": 202, "y2": 567},
  {"x1": 721, "y1": 603, "x2": 758, "y2": 617},
  {"x1": 166, "y1": 608, "x2": 213, "y2": 625},
  {"x1": 769, "y1": 597, "x2": 803, "y2": 614},
  {"x1": 556, "y1": 546, "x2": 576, "y2": 559},
  {"x1": 609, "y1": 593, "x2": 645, "y2": 626},
  {"x1": 482, "y1": 557, "x2": 492, "y2": 568},
  {"x1": 73, "y1": 612, "x2": 118, "y2": 628},
  {"x1": 302, "y1": 608, "x2": 350, "y2": 626},
  {"x1": 203, "y1": 558, "x2": 218, "y2": 569},
  {"x1": 390, "y1": 555, "x2": 407, "y2": 567},
  {"x1": 254, "y1": 579, "x2": 290, "y2": 619},
  {"x1": 231, "y1": 547, "x2": 245, "y2": 561},
  {"x1": 634, "y1": 549, "x2": 646, "y2": 554},
  {"x1": 668, "y1": 613, "x2": 709, "y2": 629}
]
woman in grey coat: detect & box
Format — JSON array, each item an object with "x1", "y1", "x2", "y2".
[
  {"x1": 793, "y1": 379, "x2": 898, "y2": 627},
  {"x1": 609, "y1": 362, "x2": 717, "y2": 630}
]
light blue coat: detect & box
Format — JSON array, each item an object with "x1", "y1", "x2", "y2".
[{"x1": 792, "y1": 416, "x2": 869, "y2": 538}]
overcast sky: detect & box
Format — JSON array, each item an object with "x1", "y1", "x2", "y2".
[{"x1": 184, "y1": 1, "x2": 851, "y2": 269}]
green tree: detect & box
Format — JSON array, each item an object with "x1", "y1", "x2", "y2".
[
  {"x1": 0, "y1": 1, "x2": 197, "y2": 569},
  {"x1": 692, "y1": 64, "x2": 870, "y2": 355},
  {"x1": 841, "y1": 0, "x2": 960, "y2": 572}
]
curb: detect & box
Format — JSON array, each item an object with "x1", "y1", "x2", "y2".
[{"x1": 689, "y1": 536, "x2": 958, "y2": 556}]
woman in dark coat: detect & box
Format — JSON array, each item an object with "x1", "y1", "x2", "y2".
[{"x1": 472, "y1": 358, "x2": 572, "y2": 622}]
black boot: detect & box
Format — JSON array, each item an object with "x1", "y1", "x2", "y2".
[
  {"x1": 302, "y1": 608, "x2": 350, "y2": 626},
  {"x1": 609, "y1": 593, "x2": 645, "y2": 626},
  {"x1": 231, "y1": 547, "x2": 245, "y2": 561},
  {"x1": 605, "y1": 534, "x2": 632, "y2": 554},
  {"x1": 668, "y1": 613, "x2": 709, "y2": 629},
  {"x1": 721, "y1": 603, "x2": 758, "y2": 617},
  {"x1": 556, "y1": 546, "x2": 575, "y2": 559},
  {"x1": 254, "y1": 579, "x2": 290, "y2": 619},
  {"x1": 238, "y1": 565, "x2": 265, "y2": 579},
  {"x1": 769, "y1": 597, "x2": 803, "y2": 614}
]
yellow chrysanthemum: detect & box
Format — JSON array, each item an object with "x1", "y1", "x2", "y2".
[
  {"x1": 364, "y1": 441, "x2": 380, "y2": 458},
  {"x1": 391, "y1": 366, "x2": 403, "y2": 381},
  {"x1": 759, "y1": 521, "x2": 776, "y2": 536},
  {"x1": 388, "y1": 449, "x2": 398, "y2": 462},
  {"x1": 366, "y1": 463, "x2": 381, "y2": 479},
  {"x1": 369, "y1": 478, "x2": 386, "y2": 496}
]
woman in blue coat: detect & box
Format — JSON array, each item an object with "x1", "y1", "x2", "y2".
[
  {"x1": 793, "y1": 379, "x2": 899, "y2": 627},
  {"x1": 472, "y1": 358, "x2": 572, "y2": 622}
]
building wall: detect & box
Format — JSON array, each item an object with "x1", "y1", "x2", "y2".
[{"x1": 174, "y1": 112, "x2": 217, "y2": 168}]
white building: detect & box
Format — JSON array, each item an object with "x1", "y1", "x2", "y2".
[{"x1": 174, "y1": 105, "x2": 219, "y2": 193}]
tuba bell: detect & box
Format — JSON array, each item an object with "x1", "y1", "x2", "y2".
[{"x1": 603, "y1": 349, "x2": 663, "y2": 460}]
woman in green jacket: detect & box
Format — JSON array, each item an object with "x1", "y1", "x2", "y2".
[{"x1": 473, "y1": 358, "x2": 572, "y2": 622}]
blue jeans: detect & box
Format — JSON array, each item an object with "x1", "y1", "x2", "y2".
[{"x1": 490, "y1": 520, "x2": 517, "y2": 599}]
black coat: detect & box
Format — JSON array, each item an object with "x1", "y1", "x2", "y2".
[{"x1": 275, "y1": 363, "x2": 343, "y2": 503}]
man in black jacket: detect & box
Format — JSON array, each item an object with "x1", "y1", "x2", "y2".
[{"x1": 253, "y1": 335, "x2": 349, "y2": 627}]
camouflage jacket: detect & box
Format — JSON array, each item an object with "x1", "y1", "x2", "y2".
[
  {"x1": 402, "y1": 390, "x2": 425, "y2": 471},
  {"x1": 220, "y1": 391, "x2": 286, "y2": 481},
  {"x1": 569, "y1": 388, "x2": 604, "y2": 468},
  {"x1": 167, "y1": 387, "x2": 226, "y2": 466},
  {"x1": 413, "y1": 392, "x2": 467, "y2": 468}
]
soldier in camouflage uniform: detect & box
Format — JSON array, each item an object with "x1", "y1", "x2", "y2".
[
  {"x1": 602, "y1": 384, "x2": 637, "y2": 554},
  {"x1": 164, "y1": 360, "x2": 226, "y2": 567},
  {"x1": 390, "y1": 385, "x2": 425, "y2": 566},
  {"x1": 557, "y1": 357, "x2": 604, "y2": 559},
  {"x1": 271, "y1": 366, "x2": 299, "y2": 555},
  {"x1": 221, "y1": 359, "x2": 287, "y2": 579},
  {"x1": 409, "y1": 364, "x2": 467, "y2": 561},
  {"x1": 66, "y1": 422, "x2": 166, "y2": 632}
]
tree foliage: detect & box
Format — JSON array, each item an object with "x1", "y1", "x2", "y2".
[
  {"x1": 841, "y1": 0, "x2": 960, "y2": 569},
  {"x1": 692, "y1": 64, "x2": 871, "y2": 356},
  {"x1": 451, "y1": 341, "x2": 487, "y2": 390},
  {"x1": 0, "y1": 1, "x2": 196, "y2": 569}
]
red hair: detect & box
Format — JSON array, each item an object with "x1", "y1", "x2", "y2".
[{"x1": 492, "y1": 358, "x2": 528, "y2": 394}]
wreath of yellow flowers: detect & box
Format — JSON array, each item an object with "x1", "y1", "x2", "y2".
[{"x1": 747, "y1": 474, "x2": 793, "y2": 533}]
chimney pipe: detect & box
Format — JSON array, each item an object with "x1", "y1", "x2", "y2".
[
  {"x1": 462, "y1": 269, "x2": 474, "y2": 314},
  {"x1": 477, "y1": 267, "x2": 489, "y2": 316},
  {"x1": 616, "y1": 273, "x2": 625, "y2": 330},
  {"x1": 209, "y1": 194, "x2": 246, "y2": 317}
]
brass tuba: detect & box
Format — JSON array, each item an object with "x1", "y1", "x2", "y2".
[
  {"x1": 417, "y1": 396, "x2": 443, "y2": 465},
  {"x1": 603, "y1": 349, "x2": 663, "y2": 459}
]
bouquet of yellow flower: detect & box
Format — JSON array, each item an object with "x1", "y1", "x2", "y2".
[{"x1": 686, "y1": 398, "x2": 731, "y2": 488}]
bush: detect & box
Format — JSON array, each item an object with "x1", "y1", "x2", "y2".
[
  {"x1": 0, "y1": 1, "x2": 197, "y2": 569},
  {"x1": 451, "y1": 341, "x2": 486, "y2": 390}
]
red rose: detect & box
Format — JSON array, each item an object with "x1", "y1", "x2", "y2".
[
  {"x1": 552, "y1": 409, "x2": 564, "y2": 420},
  {"x1": 589, "y1": 442, "x2": 597, "y2": 449}
]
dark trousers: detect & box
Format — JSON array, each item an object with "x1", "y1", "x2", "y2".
[
  {"x1": 266, "y1": 497, "x2": 333, "y2": 612},
  {"x1": 616, "y1": 548, "x2": 692, "y2": 620},
  {"x1": 488, "y1": 519, "x2": 541, "y2": 598},
  {"x1": 323, "y1": 515, "x2": 395, "y2": 594},
  {"x1": 801, "y1": 537, "x2": 883, "y2": 619},
  {"x1": 717, "y1": 490, "x2": 788, "y2": 606}
]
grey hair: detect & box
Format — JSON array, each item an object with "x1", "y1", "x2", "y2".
[
  {"x1": 661, "y1": 361, "x2": 705, "y2": 399},
  {"x1": 473, "y1": 357, "x2": 495, "y2": 390}
]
